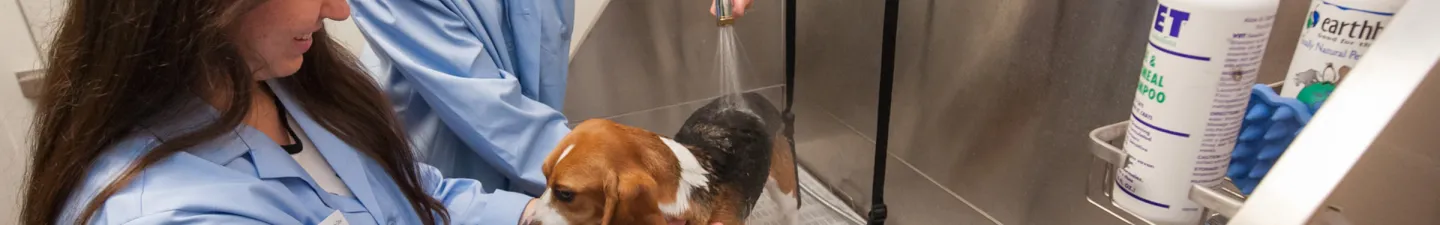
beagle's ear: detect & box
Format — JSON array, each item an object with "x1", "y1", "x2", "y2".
[
  {"x1": 601, "y1": 170, "x2": 666, "y2": 225},
  {"x1": 542, "y1": 138, "x2": 574, "y2": 178}
]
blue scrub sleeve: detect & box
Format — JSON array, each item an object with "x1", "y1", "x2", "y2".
[
  {"x1": 348, "y1": 0, "x2": 570, "y2": 195},
  {"x1": 421, "y1": 164, "x2": 533, "y2": 224},
  {"x1": 119, "y1": 211, "x2": 270, "y2": 225}
]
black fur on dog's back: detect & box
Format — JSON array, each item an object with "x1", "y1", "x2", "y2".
[{"x1": 673, "y1": 93, "x2": 780, "y2": 218}]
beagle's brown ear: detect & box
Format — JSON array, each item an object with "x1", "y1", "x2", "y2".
[
  {"x1": 542, "y1": 136, "x2": 576, "y2": 178},
  {"x1": 546, "y1": 119, "x2": 614, "y2": 177},
  {"x1": 601, "y1": 170, "x2": 666, "y2": 225}
]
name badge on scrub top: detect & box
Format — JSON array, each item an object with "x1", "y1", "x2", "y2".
[{"x1": 320, "y1": 211, "x2": 349, "y2": 225}]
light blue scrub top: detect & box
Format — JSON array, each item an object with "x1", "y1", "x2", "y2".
[
  {"x1": 348, "y1": 0, "x2": 574, "y2": 197},
  {"x1": 62, "y1": 80, "x2": 532, "y2": 224}
]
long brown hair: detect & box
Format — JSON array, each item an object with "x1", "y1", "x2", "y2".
[{"x1": 22, "y1": 0, "x2": 449, "y2": 224}]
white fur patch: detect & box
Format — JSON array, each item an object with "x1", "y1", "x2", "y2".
[
  {"x1": 764, "y1": 177, "x2": 799, "y2": 218},
  {"x1": 746, "y1": 177, "x2": 799, "y2": 224},
  {"x1": 657, "y1": 136, "x2": 710, "y2": 217},
  {"x1": 555, "y1": 144, "x2": 576, "y2": 164},
  {"x1": 531, "y1": 189, "x2": 570, "y2": 225}
]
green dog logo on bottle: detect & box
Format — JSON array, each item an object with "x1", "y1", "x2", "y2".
[{"x1": 1294, "y1": 63, "x2": 1343, "y2": 108}]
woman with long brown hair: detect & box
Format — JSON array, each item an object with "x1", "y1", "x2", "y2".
[{"x1": 21, "y1": 0, "x2": 547, "y2": 224}]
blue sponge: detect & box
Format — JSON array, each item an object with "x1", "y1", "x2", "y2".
[{"x1": 1228, "y1": 84, "x2": 1315, "y2": 195}]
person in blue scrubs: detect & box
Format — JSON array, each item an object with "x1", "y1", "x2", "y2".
[
  {"x1": 23, "y1": 0, "x2": 552, "y2": 224},
  {"x1": 22, "y1": 0, "x2": 762, "y2": 223},
  {"x1": 347, "y1": 0, "x2": 574, "y2": 200}
]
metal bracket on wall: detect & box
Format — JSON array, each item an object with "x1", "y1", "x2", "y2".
[
  {"x1": 16, "y1": 68, "x2": 45, "y2": 98},
  {"x1": 1086, "y1": 121, "x2": 1244, "y2": 225},
  {"x1": 1083, "y1": 83, "x2": 1353, "y2": 225}
]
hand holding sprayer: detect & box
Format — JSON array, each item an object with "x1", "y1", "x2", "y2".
[{"x1": 713, "y1": 0, "x2": 755, "y2": 26}]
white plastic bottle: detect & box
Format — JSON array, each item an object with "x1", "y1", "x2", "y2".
[
  {"x1": 1279, "y1": 0, "x2": 1407, "y2": 98},
  {"x1": 1114, "y1": 0, "x2": 1278, "y2": 224}
]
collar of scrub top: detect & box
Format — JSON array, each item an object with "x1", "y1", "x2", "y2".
[{"x1": 136, "y1": 79, "x2": 388, "y2": 220}]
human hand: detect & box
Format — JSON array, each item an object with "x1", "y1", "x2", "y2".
[
  {"x1": 520, "y1": 199, "x2": 539, "y2": 225},
  {"x1": 710, "y1": 0, "x2": 755, "y2": 18}
]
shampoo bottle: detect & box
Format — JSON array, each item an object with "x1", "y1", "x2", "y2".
[
  {"x1": 1114, "y1": 0, "x2": 1278, "y2": 224},
  {"x1": 1280, "y1": 0, "x2": 1408, "y2": 99}
]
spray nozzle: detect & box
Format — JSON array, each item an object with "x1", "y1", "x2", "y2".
[{"x1": 716, "y1": 0, "x2": 735, "y2": 26}]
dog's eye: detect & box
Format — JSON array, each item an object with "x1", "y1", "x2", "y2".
[{"x1": 554, "y1": 190, "x2": 576, "y2": 202}]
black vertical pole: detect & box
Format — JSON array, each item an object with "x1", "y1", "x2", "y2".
[
  {"x1": 782, "y1": 0, "x2": 800, "y2": 207},
  {"x1": 783, "y1": 0, "x2": 796, "y2": 115},
  {"x1": 869, "y1": 0, "x2": 899, "y2": 224}
]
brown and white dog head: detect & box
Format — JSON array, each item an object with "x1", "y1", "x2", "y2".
[{"x1": 528, "y1": 119, "x2": 709, "y2": 225}]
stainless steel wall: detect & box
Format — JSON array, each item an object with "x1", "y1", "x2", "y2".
[
  {"x1": 568, "y1": 0, "x2": 1317, "y2": 224},
  {"x1": 787, "y1": 0, "x2": 1311, "y2": 224},
  {"x1": 566, "y1": 0, "x2": 785, "y2": 132}
]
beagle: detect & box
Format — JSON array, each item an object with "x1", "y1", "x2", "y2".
[{"x1": 530, "y1": 93, "x2": 799, "y2": 225}]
